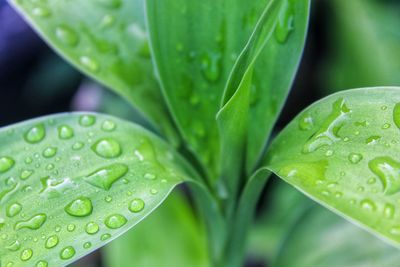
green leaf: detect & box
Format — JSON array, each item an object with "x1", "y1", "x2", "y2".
[
  {"x1": 274, "y1": 206, "x2": 400, "y2": 267},
  {"x1": 265, "y1": 87, "x2": 400, "y2": 248},
  {"x1": 8, "y1": 0, "x2": 178, "y2": 142},
  {"x1": 103, "y1": 191, "x2": 208, "y2": 267},
  {"x1": 0, "y1": 113, "x2": 192, "y2": 266},
  {"x1": 145, "y1": 0, "x2": 281, "y2": 177}
]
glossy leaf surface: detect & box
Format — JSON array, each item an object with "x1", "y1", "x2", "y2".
[
  {"x1": 103, "y1": 191, "x2": 208, "y2": 267},
  {"x1": 265, "y1": 87, "x2": 400, "y2": 248},
  {"x1": 0, "y1": 113, "x2": 191, "y2": 266},
  {"x1": 8, "y1": 0, "x2": 177, "y2": 140},
  {"x1": 274, "y1": 207, "x2": 400, "y2": 267}
]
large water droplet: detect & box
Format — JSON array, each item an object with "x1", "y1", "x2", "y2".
[
  {"x1": 60, "y1": 246, "x2": 75, "y2": 260},
  {"x1": 129, "y1": 198, "x2": 145, "y2": 213},
  {"x1": 274, "y1": 0, "x2": 295, "y2": 43},
  {"x1": 55, "y1": 26, "x2": 79, "y2": 47},
  {"x1": 6, "y1": 202, "x2": 22, "y2": 217},
  {"x1": 105, "y1": 214, "x2": 127, "y2": 229},
  {"x1": 80, "y1": 56, "x2": 100, "y2": 73},
  {"x1": 278, "y1": 160, "x2": 328, "y2": 185},
  {"x1": 15, "y1": 214, "x2": 47, "y2": 230},
  {"x1": 303, "y1": 98, "x2": 350, "y2": 153},
  {"x1": 6, "y1": 240, "x2": 21, "y2": 251},
  {"x1": 20, "y1": 248, "x2": 33, "y2": 261},
  {"x1": 92, "y1": 138, "x2": 122, "y2": 158},
  {"x1": 42, "y1": 147, "x2": 57, "y2": 158},
  {"x1": 84, "y1": 163, "x2": 128, "y2": 190},
  {"x1": 85, "y1": 221, "x2": 99, "y2": 235},
  {"x1": 0, "y1": 156, "x2": 14, "y2": 173},
  {"x1": 24, "y1": 124, "x2": 46, "y2": 144},
  {"x1": 101, "y1": 120, "x2": 116, "y2": 131},
  {"x1": 45, "y1": 235, "x2": 59, "y2": 249},
  {"x1": 58, "y1": 125, "x2": 74, "y2": 139},
  {"x1": 369, "y1": 156, "x2": 400, "y2": 195},
  {"x1": 360, "y1": 199, "x2": 377, "y2": 212},
  {"x1": 79, "y1": 115, "x2": 96, "y2": 127},
  {"x1": 64, "y1": 197, "x2": 93, "y2": 217}
]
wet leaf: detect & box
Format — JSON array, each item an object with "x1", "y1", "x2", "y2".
[{"x1": 0, "y1": 113, "x2": 192, "y2": 266}]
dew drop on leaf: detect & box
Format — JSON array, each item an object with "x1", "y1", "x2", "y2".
[
  {"x1": 298, "y1": 113, "x2": 313, "y2": 131},
  {"x1": 129, "y1": 198, "x2": 145, "y2": 213},
  {"x1": 6, "y1": 240, "x2": 21, "y2": 251},
  {"x1": 393, "y1": 103, "x2": 400, "y2": 129},
  {"x1": 104, "y1": 214, "x2": 127, "y2": 229},
  {"x1": 45, "y1": 235, "x2": 59, "y2": 249},
  {"x1": 15, "y1": 214, "x2": 47, "y2": 230},
  {"x1": 0, "y1": 156, "x2": 15, "y2": 173},
  {"x1": 60, "y1": 246, "x2": 75, "y2": 260},
  {"x1": 24, "y1": 124, "x2": 46, "y2": 144},
  {"x1": 200, "y1": 51, "x2": 221, "y2": 82},
  {"x1": 35, "y1": 260, "x2": 48, "y2": 267},
  {"x1": 20, "y1": 169, "x2": 34, "y2": 180},
  {"x1": 274, "y1": 0, "x2": 295, "y2": 43},
  {"x1": 79, "y1": 115, "x2": 96, "y2": 127},
  {"x1": 384, "y1": 204, "x2": 395, "y2": 219},
  {"x1": 80, "y1": 56, "x2": 100, "y2": 73},
  {"x1": 83, "y1": 242, "x2": 92, "y2": 249},
  {"x1": 369, "y1": 156, "x2": 400, "y2": 195},
  {"x1": 85, "y1": 221, "x2": 99, "y2": 235},
  {"x1": 58, "y1": 125, "x2": 74, "y2": 139},
  {"x1": 67, "y1": 223, "x2": 76, "y2": 232},
  {"x1": 20, "y1": 248, "x2": 33, "y2": 261},
  {"x1": 101, "y1": 120, "x2": 116, "y2": 131},
  {"x1": 31, "y1": 7, "x2": 51, "y2": 17},
  {"x1": 348, "y1": 153, "x2": 363, "y2": 164},
  {"x1": 42, "y1": 147, "x2": 57, "y2": 158},
  {"x1": 95, "y1": 0, "x2": 122, "y2": 9},
  {"x1": 101, "y1": 233, "x2": 111, "y2": 241},
  {"x1": 360, "y1": 199, "x2": 376, "y2": 212},
  {"x1": 64, "y1": 197, "x2": 93, "y2": 217},
  {"x1": 83, "y1": 163, "x2": 128, "y2": 190},
  {"x1": 55, "y1": 25, "x2": 79, "y2": 47},
  {"x1": 6, "y1": 202, "x2": 22, "y2": 217},
  {"x1": 91, "y1": 138, "x2": 121, "y2": 158}
]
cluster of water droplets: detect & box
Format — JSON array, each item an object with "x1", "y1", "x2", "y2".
[{"x1": 0, "y1": 114, "x2": 175, "y2": 266}]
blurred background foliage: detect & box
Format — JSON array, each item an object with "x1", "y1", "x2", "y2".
[{"x1": 1, "y1": 0, "x2": 400, "y2": 266}]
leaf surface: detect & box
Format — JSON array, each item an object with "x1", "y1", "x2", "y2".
[
  {"x1": 0, "y1": 113, "x2": 192, "y2": 266},
  {"x1": 265, "y1": 87, "x2": 400, "y2": 248},
  {"x1": 8, "y1": 0, "x2": 178, "y2": 141}
]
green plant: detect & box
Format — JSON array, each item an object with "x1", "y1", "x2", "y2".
[{"x1": 2, "y1": 0, "x2": 400, "y2": 266}]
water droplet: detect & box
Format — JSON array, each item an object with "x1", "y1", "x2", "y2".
[
  {"x1": 101, "y1": 233, "x2": 111, "y2": 241},
  {"x1": 278, "y1": 160, "x2": 328, "y2": 185},
  {"x1": 348, "y1": 153, "x2": 363, "y2": 164},
  {"x1": 105, "y1": 195, "x2": 112, "y2": 202},
  {"x1": 31, "y1": 5, "x2": 51, "y2": 17},
  {"x1": 393, "y1": 103, "x2": 400, "y2": 129},
  {"x1": 15, "y1": 214, "x2": 47, "y2": 230},
  {"x1": 200, "y1": 52, "x2": 221, "y2": 82},
  {"x1": 129, "y1": 198, "x2": 145, "y2": 213},
  {"x1": 150, "y1": 189, "x2": 158, "y2": 195},
  {"x1": 85, "y1": 221, "x2": 99, "y2": 235},
  {"x1": 100, "y1": 14, "x2": 115, "y2": 28},
  {"x1": 144, "y1": 173, "x2": 156, "y2": 180},
  {"x1": 67, "y1": 223, "x2": 76, "y2": 232},
  {"x1": 35, "y1": 260, "x2": 48, "y2": 267},
  {"x1": 6, "y1": 240, "x2": 21, "y2": 251},
  {"x1": 42, "y1": 147, "x2": 57, "y2": 158},
  {"x1": 20, "y1": 248, "x2": 33, "y2": 261},
  {"x1": 0, "y1": 156, "x2": 14, "y2": 173},
  {"x1": 78, "y1": 115, "x2": 95, "y2": 127},
  {"x1": 6, "y1": 202, "x2": 22, "y2": 217},
  {"x1": 366, "y1": 135, "x2": 381, "y2": 145},
  {"x1": 369, "y1": 156, "x2": 400, "y2": 195},
  {"x1": 298, "y1": 113, "x2": 314, "y2": 131},
  {"x1": 101, "y1": 120, "x2": 116, "y2": 131},
  {"x1": 105, "y1": 214, "x2": 127, "y2": 229},
  {"x1": 384, "y1": 204, "x2": 395, "y2": 219},
  {"x1": 382, "y1": 123, "x2": 391, "y2": 129},
  {"x1": 20, "y1": 169, "x2": 34, "y2": 180},
  {"x1": 83, "y1": 242, "x2": 92, "y2": 249},
  {"x1": 64, "y1": 197, "x2": 93, "y2": 217},
  {"x1": 92, "y1": 138, "x2": 121, "y2": 158},
  {"x1": 55, "y1": 26, "x2": 79, "y2": 47},
  {"x1": 80, "y1": 56, "x2": 100, "y2": 73},
  {"x1": 274, "y1": 0, "x2": 295, "y2": 43},
  {"x1": 325, "y1": 150, "x2": 333, "y2": 157},
  {"x1": 58, "y1": 125, "x2": 74, "y2": 139},
  {"x1": 96, "y1": 0, "x2": 122, "y2": 9},
  {"x1": 84, "y1": 163, "x2": 128, "y2": 190},
  {"x1": 360, "y1": 199, "x2": 376, "y2": 212},
  {"x1": 60, "y1": 246, "x2": 75, "y2": 260},
  {"x1": 45, "y1": 235, "x2": 59, "y2": 249},
  {"x1": 303, "y1": 98, "x2": 350, "y2": 153},
  {"x1": 24, "y1": 124, "x2": 46, "y2": 143}
]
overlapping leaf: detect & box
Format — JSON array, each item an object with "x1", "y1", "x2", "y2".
[
  {"x1": 8, "y1": 0, "x2": 178, "y2": 141},
  {"x1": 0, "y1": 113, "x2": 193, "y2": 266},
  {"x1": 265, "y1": 87, "x2": 400, "y2": 248}
]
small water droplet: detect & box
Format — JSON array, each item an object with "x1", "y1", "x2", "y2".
[
  {"x1": 84, "y1": 163, "x2": 128, "y2": 190},
  {"x1": 58, "y1": 125, "x2": 74, "y2": 139},
  {"x1": 15, "y1": 214, "x2": 47, "y2": 230},
  {"x1": 393, "y1": 103, "x2": 400, "y2": 129},
  {"x1": 42, "y1": 147, "x2": 57, "y2": 158},
  {"x1": 20, "y1": 248, "x2": 33, "y2": 261},
  {"x1": 105, "y1": 214, "x2": 127, "y2": 229},
  {"x1": 325, "y1": 150, "x2": 334, "y2": 157},
  {"x1": 67, "y1": 223, "x2": 76, "y2": 232},
  {"x1": 96, "y1": 0, "x2": 122, "y2": 9},
  {"x1": 101, "y1": 120, "x2": 116, "y2": 131},
  {"x1": 24, "y1": 124, "x2": 46, "y2": 143},
  {"x1": 101, "y1": 233, "x2": 111, "y2": 241},
  {"x1": 85, "y1": 221, "x2": 99, "y2": 235},
  {"x1": 35, "y1": 260, "x2": 48, "y2": 267},
  {"x1": 32, "y1": 7, "x2": 51, "y2": 17},
  {"x1": 55, "y1": 26, "x2": 79, "y2": 47},
  {"x1": 144, "y1": 173, "x2": 156, "y2": 180},
  {"x1": 6, "y1": 202, "x2": 22, "y2": 217},
  {"x1": 382, "y1": 123, "x2": 391, "y2": 129},
  {"x1": 79, "y1": 115, "x2": 96, "y2": 127},
  {"x1": 100, "y1": 14, "x2": 115, "y2": 28},
  {"x1": 71, "y1": 142, "x2": 84, "y2": 150},
  {"x1": 92, "y1": 138, "x2": 121, "y2": 158},
  {"x1": 45, "y1": 235, "x2": 59, "y2": 249},
  {"x1": 83, "y1": 242, "x2": 92, "y2": 249},
  {"x1": 348, "y1": 153, "x2": 363, "y2": 164},
  {"x1": 200, "y1": 52, "x2": 221, "y2": 82},
  {"x1": 129, "y1": 198, "x2": 145, "y2": 213},
  {"x1": 274, "y1": 0, "x2": 295, "y2": 43},
  {"x1": 60, "y1": 246, "x2": 75, "y2": 260},
  {"x1": 80, "y1": 56, "x2": 100, "y2": 73},
  {"x1": 20, "y1": 169, "x2": 34, "y2": 180},
  {"x1": 6, "y1": 240, "x2": 21, "y2": 251},
  {"x1": 369, "y1": 156, "x2": 400, "y2": 195},
  {"x1": 298, "y1": 113, "x2": 314, "y2": 131},
  {"x1": 384, "y1": 203, "x2": 395, "y2": 219},
  {"x1": 0, "y1": 156, "x2": 14, "y2": 173},
  {"x1": 64, "y1": 197, "x2": 93, "y2": 217},
  {"x1": 366, "y1": 135, "x2": 381, "y2": 145},
  {"x1": 390, "y1": 225, "x2": 400, "y2": 235},
  {"x1": 360, "y1": 199, "x2": 376, "y2": 212}
]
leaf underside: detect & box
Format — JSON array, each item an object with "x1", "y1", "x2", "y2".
[
  {"x1": 0, "y1": 113, "x2": 190, "y2": 266},
  {"x1": 265, "y1": 87, "x2": 400, "y2": 249}
]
